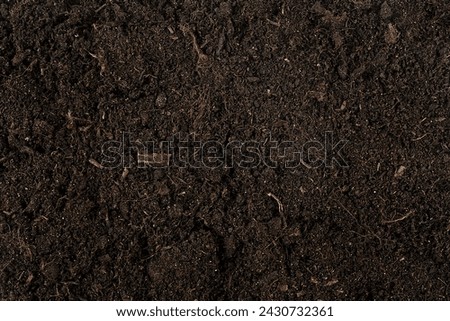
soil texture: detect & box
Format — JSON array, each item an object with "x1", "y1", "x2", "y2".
[{"x1": 1, "y1": 0, "x2": 450, "y2": 300}]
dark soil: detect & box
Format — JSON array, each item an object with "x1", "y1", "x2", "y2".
[{"x1": 1, "y1": 0, "x2": 449, "y2": 300}]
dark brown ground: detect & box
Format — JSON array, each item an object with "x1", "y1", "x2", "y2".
[{"x1": 1, "y1": 0, "x2": 449, "y2": 300}]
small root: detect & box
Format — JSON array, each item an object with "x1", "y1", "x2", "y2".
[
  {"x1": 89, "y1": 158, "x2": 104, "y2": 169},
  {"x1": 180, "y1": 24, "x2": 208, "y2": 66},
  {"x1": 266, "y1": 18, "x2": 281, "y2": 27},
  {"x1": 382, "y1": 210, "x2": 414, "y2": 224},
  {"x1": 412, "y1": 133, "x2": 429, "y2": 142},
  {"x1": 95, "y1": 3, "x2": 108, "y2": 13},
  {"x1": 121, "y1": 168, "x2": 129, "y2": 180},
  {"x1": 268, "y1": 192, "x2": 287, "y2": 228}
]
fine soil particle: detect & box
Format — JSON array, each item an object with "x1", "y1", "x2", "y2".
[{"x1": 1, "y1": 1, "x2": 450, "y2": 300}]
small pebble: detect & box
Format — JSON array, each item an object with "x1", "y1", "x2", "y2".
[
  {"x1": 279, "y1": 284, "x2": 289, "y2": 292},
  {"x1": 385, "y1": 23, "x2": 400, "y2": 44},
  {"x1": 394, "y1": 165, "x2": 406, "y2": 178},
  {"x1": 155, "y1": 93, "x2": 167, "y2": 108}
]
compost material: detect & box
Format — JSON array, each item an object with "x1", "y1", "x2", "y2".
[{"x1": 1, "y1": 1, "x2": 449, "y2": 300}]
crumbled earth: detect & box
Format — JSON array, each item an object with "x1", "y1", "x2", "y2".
[{"x1": 1, "y1": 0, "x2": 449, "y2": 300}]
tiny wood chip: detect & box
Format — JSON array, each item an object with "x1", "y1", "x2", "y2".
[{"x1": 138, "y1": 153, "x2": 171, "y2": 167}]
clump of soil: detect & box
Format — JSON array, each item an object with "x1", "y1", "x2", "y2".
[{"x1": 1, "y1": 0, "x2": 449, "y2": 300}]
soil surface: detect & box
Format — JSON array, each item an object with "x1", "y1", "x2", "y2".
[{"x1": 1, "y1": 0, "x2": 450, "y2": 300}]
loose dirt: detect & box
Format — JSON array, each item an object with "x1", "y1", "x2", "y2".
[{"x1": 1, "y1": 0, "x2": 449, "y2": 300}]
